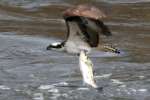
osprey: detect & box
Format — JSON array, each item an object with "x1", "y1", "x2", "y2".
[{"x1": 47, "y1": 4, "x2": 120, "y2": 88}]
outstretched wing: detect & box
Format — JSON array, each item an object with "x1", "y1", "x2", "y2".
[
  {"x1": 77, "y1": 17, "x2": 112, "y2": 47},
  {"x1": 64, "y1": 16, "x2": 99, "y2": 47},
  {"x1": 94, "y1": 19, "x2": 112, "y2": 36},
  {"x1": 64, "y1": 16, "x2": 112, "y2": 47},
  {"x1": 77, "y1": 17, "x2": 99, "y2": 47}
]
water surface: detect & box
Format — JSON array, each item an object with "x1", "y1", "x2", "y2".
[{"x1": 0, "y1": 0, "x2": 150, "y2": 100}]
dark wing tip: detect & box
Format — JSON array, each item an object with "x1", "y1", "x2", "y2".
[
  {"x1": 95, "y1": 20, "x2": 112, "y2": 36},
  {"x1": 77, "y1": 17, "x2": 99, "y2": 47}
]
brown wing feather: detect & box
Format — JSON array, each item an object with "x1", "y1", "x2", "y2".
[
  {"x1": 94, "y1": 20, "x2": 112, "y2": 36},
  {"x1": 77, "y1": 17, "x2": 99, "y2": 47}
]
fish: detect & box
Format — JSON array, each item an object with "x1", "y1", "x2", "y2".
[{"x1": 79, "y1": 50, "x2": 98, "y2": 88}]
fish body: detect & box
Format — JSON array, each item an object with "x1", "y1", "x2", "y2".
[{"x1": 79, "y1": 50, "x2": 98, "y2": 88}]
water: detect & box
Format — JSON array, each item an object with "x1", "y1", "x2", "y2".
[{"x1": 0, "y1": 0, "x2": 150, "y2": 100}]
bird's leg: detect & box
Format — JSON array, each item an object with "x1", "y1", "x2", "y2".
[
  {"x1": 79, "y1": 50, "x2": 98, "y2": 88},
  {"x1": 46, "y1": 41, "x2": 65, "y2": 50}
]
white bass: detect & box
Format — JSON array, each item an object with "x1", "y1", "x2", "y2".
[{"x1": 79, "y1": 50, "x2": 98, "y2": 88}]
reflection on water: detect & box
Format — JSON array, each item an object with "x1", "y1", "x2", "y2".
[{"x1": 0, "y1": 0, "x2": 150, "y2": 100}]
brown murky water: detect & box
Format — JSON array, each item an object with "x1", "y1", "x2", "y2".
[{"x1": 0, "y1": 0, "x2": 150, "y2": 100}]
